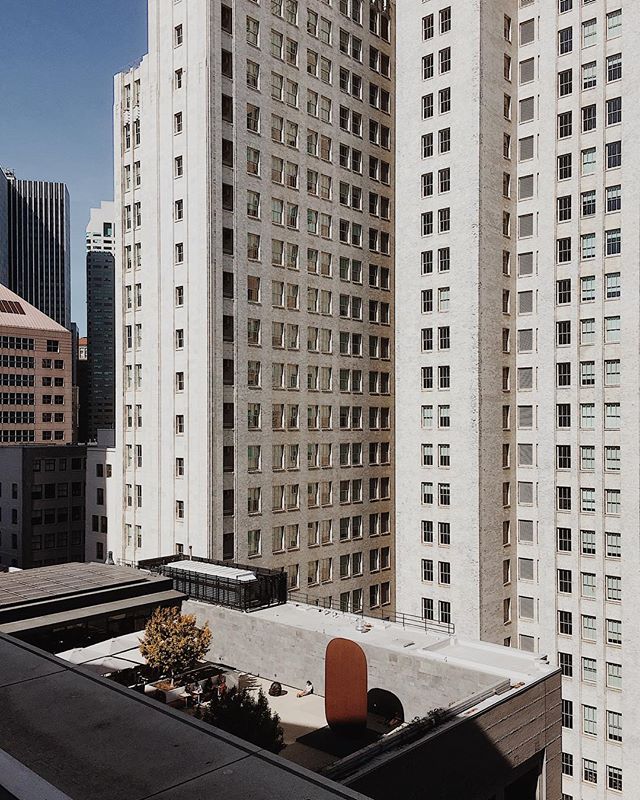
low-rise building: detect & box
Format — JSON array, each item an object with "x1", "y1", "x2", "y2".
[
  {"x1": 0, "y1": 444, "x2": 85, "y2": 568},
  {"x1": 0, "y1": 560, "x2": 561, "y2": 799},
  {"x1": 0, "y1": 283, "x2": 73, "y2": 444},
  {"x1": 0, "y1": 561, "x2": 184, "y2": 652}
]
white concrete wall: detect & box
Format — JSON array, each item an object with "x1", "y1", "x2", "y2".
[{"x1": 184, "y1": 599, "x2": 502, "y2": 719}]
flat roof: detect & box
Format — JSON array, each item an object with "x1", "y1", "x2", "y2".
[
  {"x1": 0, "y1": 635, "x2": 366, "y2": 800},
  {"x1": 0, "y1": 589, "x2": 185, "y2": 635},
  {"x1": 250, "y1": 601, "x2": 555, "y2": 694},
  {"x1": 167, "y1": 560, "x2": 258, "y2": 582},
  {"x1": 0, "y1": 563, "x2": 153, "y2": 611}
]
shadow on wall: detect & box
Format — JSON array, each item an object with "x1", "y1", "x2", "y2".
[{"x1": 345, "y1": 719, "x2": 545, "y2": 800}]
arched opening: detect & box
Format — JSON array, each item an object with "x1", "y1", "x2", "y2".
[{"x1": 367, "y1": 688, "x2": 404, "y2": 730}]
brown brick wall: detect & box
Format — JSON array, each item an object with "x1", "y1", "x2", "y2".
[{"x1": 0, "y1": 323, "x2": 73, "y2": 444}]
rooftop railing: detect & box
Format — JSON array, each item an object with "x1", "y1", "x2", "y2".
[{"x1": 288, "y1": 592, "x2": 455, "y2": 636}]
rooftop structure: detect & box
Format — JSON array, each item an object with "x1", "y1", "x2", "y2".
[
  {"x1": 139, "y1": 554, "x2": 287, "y2": 612},
  {"x1": 0, "y1": 561, "x2": 184, "y2": 651}
]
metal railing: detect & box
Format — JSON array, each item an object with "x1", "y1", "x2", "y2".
[
  {"x1": 288, "y1": 592, "x2": 455, "y2": 636},
  {"x1": 138, "y1": 554, "x2": 287, "y2": 613}
]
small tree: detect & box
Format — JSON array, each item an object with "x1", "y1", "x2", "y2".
[
  {"x1": 198, "y1": 686, "x2": 285, "y2": 753},
  {"x1": 140, "y1": 607, "x2": 211, "y2": 684}
]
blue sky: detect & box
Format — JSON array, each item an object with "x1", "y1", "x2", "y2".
[{"x1": 0, "y1": 1, "x2": 148, "y2": 333}]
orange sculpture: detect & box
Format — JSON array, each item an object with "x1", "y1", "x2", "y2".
[{"x1": 325, "y1": 637, "x2": 368, "y2": 734}]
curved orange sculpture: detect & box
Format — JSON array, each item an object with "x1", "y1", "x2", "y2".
[{"x1": 325, "y1": 637, "x2": 368, "y2": 734}]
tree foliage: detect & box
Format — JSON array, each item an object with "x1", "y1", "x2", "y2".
[
  {"x1": 198, "y1": 686, "x2": 285, "y2": 753},
  {"x1": 139, "y1": 607, "x2": 211, "y2": 682}
]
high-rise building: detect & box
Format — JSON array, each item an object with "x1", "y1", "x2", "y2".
[
  {"x1": 109, "y1": 0, "x2": 395, "y2": 614},
  {"x1": 0, "y1": 168, "x2": 8, "y2": 286},
  {"x1": 2, "y1": 168, "x2": 71, "y2": 329},
  {"x1": 85, "y1": 202, "x2": 116, "y2": 440},
  {"x1": 0, "y1": 283, "x2": 73, "y2": 445},
  {"x1": 395, "y1": 1, "x2": 516, "y2": 643},
  {"x1": 395, "y1": 1, "x2": 633, "y2": 797}
]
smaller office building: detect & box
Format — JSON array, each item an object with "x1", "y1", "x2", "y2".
[
  {"x1": 0, "y1": 444, "x2": 86, "y2": 568},
  {"x1": 0, "y1": 282, "x2": 73, "y2": 444}
]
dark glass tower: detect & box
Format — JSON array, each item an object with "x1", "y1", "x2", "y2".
[{"x1": 5, "y1": 171, "x2": 71, "y2": 329}]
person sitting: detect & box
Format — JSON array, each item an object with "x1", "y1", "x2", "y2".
[
  {"x1": 216, "y1": 674, "x2": 228, "y2": 697},
  {"x1": 296, "y1": 680, "x2": 313, "y2": 698}
]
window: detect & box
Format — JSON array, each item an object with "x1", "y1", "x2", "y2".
[
  {"x1": 558, "y1": 610, "x2": 573, "y2": 635},
  {"x1": 582, "y1": 147, "x2": 596, "y2": 175},
  {"x1": 606, "y1": 185, "x2": 621, "y2": 213},
  {"x1": 606, "y1": 229, "x2": 621, "y2": 256},
  {"x1": 557, "y1": 153, "x2": 572, "y2": 180},
  {"x1": 607, "y1": 10, "x2": 622, "y2": 39},
  {"x1": 583, "y1": 758, "x2": 597, "y2": 784},
  {"x1": 606, "y1": 530, "x2": 621, "y2": 557},
  {"x1": 582, "y1": 189, "x2": 596, "y2": 217},
  {"x1": 607, "y1": 661, "x2": 622, "y2": 689},
  {"x1": 557, "y1": 111, "x2": 572, "y2": 140},
  {"x1": 607, "y1": 97, "x2": 622, "y2": 126},
  {"x1": 606, "y1": 574, "x2": 621, "y2": 601},
  {"x1": 582, "y1": 104, "x2": 596, "y2": 132},
  {"x1": 583, "y1": 705, "x2": 597, "y2": 736},
  {"x1": 607, "y1": 53, "x2": 622, "y2": 82},
  {"x1": 559, "y1": 652, "x2": 573, "y2": 677},
  {"x1": 607, "y1": 141, "x2": 622, "y2": 169},
  {"x1": 607, "y1": 710, "x2": 622, "y2": 742},
  {"x1": 582, "y1": 18, "x2": 597, "y2": 48},
  {"x1": 582, "y1": 60, "x2": 597, "y2": 89},
  {"x1": 558, "y1": 27, "x2": 572, "y2": 55},
  {"x1": 608, "y1": 766, "x2": 623, "y2": 792},
  {"x1": 562, "y1": 699, "x2": 573, "y2": 728}
]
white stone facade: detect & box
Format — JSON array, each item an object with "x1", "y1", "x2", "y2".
[
  {"x1": 397, "y1": 0, "x2": 635, "y2": 796},
  {"x1": 395, "y1": 0, "x2": 517, "y2": 643},
  {"x1": 110, "y1": 0, "x2": 395, "y2": 615}
]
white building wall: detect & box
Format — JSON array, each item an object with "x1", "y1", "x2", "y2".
[
  {"x1": 513, "y1": 1, "x2": 636, "y2": 797},
  {"x1": 84, "y1": 430, "x2": 117, "y2": 563},
  {"x1": 395, "y1": 0, "x2": 516, "y2": 642},
  {"x1": 110, "y1": 0, "x2": 396, "y2": 615}
]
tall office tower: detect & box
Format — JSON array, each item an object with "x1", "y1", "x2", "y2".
[
  {"x1": 85, "y1": 202, "x2": 116, "y2": 441},
  {"x1": 3, "y1": 169, "x2": 71, "y2": 329},
  {"x1": 0, "y1": 283, "x2": 73, "y2": 445},
  {"x1": 0, "y1": 168, "x2": 8, "y2": 285},
  {"x1": 395, "y1": 0, "x2": 517, "y2": 643},
  {"x1": 396, "y1": 1, "x2": 635, "y2": 797},
  {"x1": 111, "y1": 0, "x2": 395, "y2": 613}
]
